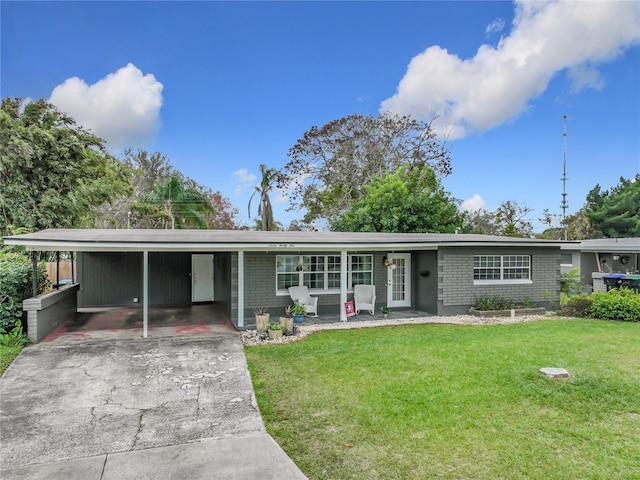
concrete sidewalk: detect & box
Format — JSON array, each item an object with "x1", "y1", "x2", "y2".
[{"x1": 0, "y1": 333, "x2": 307, "y2": 479}]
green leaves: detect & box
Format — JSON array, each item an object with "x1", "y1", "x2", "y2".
[
  {"x1": 0, "y1": 97, "x2": 132, "y2": 234},
  {"x1": 586, "y1": 175, "x2": 640, "y2": 238},
  {"x1": 330, "y1": 165, "x2": 462, "y2": 233}
]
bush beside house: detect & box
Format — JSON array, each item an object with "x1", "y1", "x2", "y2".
[{"x1": 0, "y1": 253, "x2": 49, "y2": 331}]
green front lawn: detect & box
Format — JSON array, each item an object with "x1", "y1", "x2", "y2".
[
  {"x1": 246, "y1": 320, "x2": 640, "y2": 479},
  {"x1": 0, "y1": 344, "x2": 24, "y2": 376}
]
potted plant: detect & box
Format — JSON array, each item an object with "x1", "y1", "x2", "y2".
[
  {"x1": 381, "y1": 306, "x2": 390, "y2": 319},
  {"x1": 268, "y1": 322, "x2": 284, "y2": 340},
  {"x1": 253, "y1": 307, "x2": 270, "y2": 332},
  {"x1": 280, "y1": 306, "x2": 294, "y2": 335},
  {"x1": 290, "y1": 303, "x2": 307, "y2": 324}
]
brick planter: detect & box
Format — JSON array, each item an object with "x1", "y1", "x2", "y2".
[{"x1": 469, "y1": 307, "x2": 546, "y2": 318}]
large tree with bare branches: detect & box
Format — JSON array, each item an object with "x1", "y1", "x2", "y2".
[{"x1": 278, "y1": 113, "x2": 452, "y2": 224}]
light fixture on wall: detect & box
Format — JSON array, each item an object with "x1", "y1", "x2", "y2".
[
  {"x1": 383, "y1": 256, "x2": 397, "y2": 269},
  {"x1": 612, "y1": 255, "x2": 620, "y2": 261}
]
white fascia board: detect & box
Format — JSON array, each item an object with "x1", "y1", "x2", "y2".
[
  {"x1": 9, "y1": 240, "x2": 440, "y2": 252},
  {"x1": 6, "y1": 238, "x2": 564, "y2": 252}
]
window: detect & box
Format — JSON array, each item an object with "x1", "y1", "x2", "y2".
[
  {"x1": 350, "y1": 255, "x2": 373, "y2": 286},
  {"x1": 276, "y1": 254, "x2": 373, "y2": 293},
  {"x1": 474, "y1": 255, "x2": 531, "y2": 284},
  {"x1": 560, "y1": 253, "x2": 573, "y2": 266}
]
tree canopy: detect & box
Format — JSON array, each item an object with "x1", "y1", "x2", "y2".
[
  {"x1": 586, "y1": 175, "x2": 640, "y2": 238},
  {"x1": 137, "y1": 175, "x2": 213, "y2": 229},
  {"x1": 278, "y1": 113, "x2": 452, "y2": 224},
  {"x1": 0, "y1": 97, "x2": 131, "y2": 234},
  {"x1": 329, "y1": 165, "x2": 462, "y2": 233},
  {"x1": 461, "y1": 200, "x2": 534, "y2": 237},
  {"x1": 93, "y1": 148, "x2": 239, "y2": 229}
]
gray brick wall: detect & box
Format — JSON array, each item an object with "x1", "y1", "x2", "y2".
[
  {"x1": 240, "y1": 252, "x2": 387, "y2": 319},
  {"x1": 437, "y1": 246, "x2": 560, "y2": 314}
]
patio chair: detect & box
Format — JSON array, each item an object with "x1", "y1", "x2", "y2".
[
  {"x1": 288, "y1": 286, "x2": 319, "y2": 317},
  {"x1": 354, "y1": 284, "x2": 376, "y2": 315}
]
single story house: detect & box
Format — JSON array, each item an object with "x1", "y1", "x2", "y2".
[
  {"x1": 560, "y1": 238, "x2": 640, "y2": 292},
  {"x1": 4, "y1": 229, "x2": 567, "y2": 338}
]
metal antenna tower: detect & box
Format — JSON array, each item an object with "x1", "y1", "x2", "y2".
[{"x1": 561, "y1": 115, "x2": 568, "y2": 240}]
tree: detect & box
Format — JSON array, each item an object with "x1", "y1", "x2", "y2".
[
  {"x1": 0, "y1": 97, "x2": 131, "y2": 234},
  {"x1": 248, "y1": 164, "x2": 278, "y2": 231},
  {"x1": 586, "y1": 175, "x2": 639, "y2": 238},
  {"x1": 278, "y1": 113, "x2": 452, "y2": 224},
  {"x1": 93, "y1": 148, "x2": 240, "y2": 229},
  {"x1": 329, "y1": 165, "x2": 462, "y2": 233},
  {"x1": 460, "y1": 209, "x2": 498, "y2": 235},
  {"x1": 140, "y1": 175, "x2": 213, "y2": 229},
  {"x1": 495, "y1": 200, "x2": 534, "y2": 237}
]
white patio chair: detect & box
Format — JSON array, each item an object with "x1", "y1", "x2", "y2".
[
  {"x1": 354, "y1": 284, "x2": 376, "y2": 315},
  {"x1": 287, "y1": 286, "x2": 319, "y2": 317}
]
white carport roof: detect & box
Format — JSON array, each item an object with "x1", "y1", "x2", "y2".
[{"x1": 3, "y1": 228, "x2": 570, "y2": 252}]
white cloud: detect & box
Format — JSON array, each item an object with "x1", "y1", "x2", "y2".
[
  {"x1": 485, "y1": 17, "x2": 505, "y2": 36},
  {"x1": 462, "y1": 194, "x2": 486, "y2": 212},
  {"x1": 232, "y1": 168, "x2": 257, "y2": 196},
  {"x1": 49, "y1": 63, "x2": 163, "y2": 151},
  {"x1": 381, "y1": 1, "x2": 640, "y2": 139}
]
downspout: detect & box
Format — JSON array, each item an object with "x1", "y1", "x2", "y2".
[{"x1": 340, "y1": 250, "x2": 347, "y2": 321}]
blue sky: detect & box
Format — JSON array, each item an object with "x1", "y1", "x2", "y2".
[{"x1": 2, "y1": 1, "x2": 639, "y2": 232}]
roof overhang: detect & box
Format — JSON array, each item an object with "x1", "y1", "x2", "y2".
[{"x1": 2, "y1": 229, "x2": 570, "y2": 252}]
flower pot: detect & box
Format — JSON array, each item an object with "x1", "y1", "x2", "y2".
[
  {"x1": 279, "y1": 316, "x2": 294, "y2": 334},
  {"x1": 255, "y1": 314, "x2": 270, "y2": 332},
  {"x1": 383, "y1": 314, "x2": 388, "y2": 319},
  {"x1": 293, "y1": 314, "x2": 304, "y2": 324},
  {"x1": 268, "y1": 329, "x2": 283, "y2": 340}
]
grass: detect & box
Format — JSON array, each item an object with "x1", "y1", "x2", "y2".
[
  {"x1": 245, "y1": 319, "x2": 640, "y2": 479},
  {"x1": 0, "y1": 344, "x2": 24, "y2": 376}
]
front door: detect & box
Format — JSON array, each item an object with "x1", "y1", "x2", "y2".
[
  {"x1": 192, "y1": 254, "x2": 214, "y2": 302},
  {"x1": 386, "y1": 253, "x2": 411, "y2": 307}
]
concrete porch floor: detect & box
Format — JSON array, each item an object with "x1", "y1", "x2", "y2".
[
  {"x1": 240, "y1": 308, "x2": 433, "y2": 330},
  {"x1": 42, "y1": 304, "x2": 433, "y2": 343}
]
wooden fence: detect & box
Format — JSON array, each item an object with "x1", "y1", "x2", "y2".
[{"x1": 45, "y1": 261, "x2": 76, "y2": 285}]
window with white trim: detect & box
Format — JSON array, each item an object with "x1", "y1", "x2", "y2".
[
  {"x1": 560, "y1": 253, "x2": 573, "y2": 266},
  {"x1": 474, "y1": 255, "x2": 531, "y2": 283},
  {"x1": 276, "y1": 254, "x2": 373, "y2": 293}
]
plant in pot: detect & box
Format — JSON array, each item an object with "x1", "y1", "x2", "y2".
[
  {"x1": 290, "y1": 303, "x2": 307, "y2": 324},
  {"x1": 280, "y1": 306, "x2": 294, "y2": 335},
  {"x1": 268, "y1": 322, "x2": 284, "y2": 340},
  {"x1": 253, "y1": 307, "x2": 270, "y2": 333},
  {"x1": 381, "y1": 306, "x2": 390, "y2": 319}
]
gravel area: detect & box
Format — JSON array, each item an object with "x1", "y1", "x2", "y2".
[{"x1": 240, "y1": 312, "x2": 558, "y2": 346}]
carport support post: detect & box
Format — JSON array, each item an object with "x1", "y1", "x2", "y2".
[
  {"x1": 143, "y1": 250, "x2": 149, "y2": 338},
  {"x1": 340, "y1": 250, "x2": 347, "y2": 321},
  {"x1": 32, "y1": 251, "x2": 38, "y2": 298},
  {"x1": 237, "y1": 250, "x2": 244, "y2": 328}
]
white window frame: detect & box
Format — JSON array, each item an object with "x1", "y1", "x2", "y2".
[
  {"x1": 560, "y1": 252, "x2": 573, "y2": 267},
  {"x1": 473, "y1": 254, "x2": 532, "y2": 285},
  {"x1": 276, "y1": 254, "x2": 373, "y2": 295}
]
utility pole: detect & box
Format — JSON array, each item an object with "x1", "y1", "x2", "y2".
[{"x1": 561, "y1": 115, "x2": 568, "y2": 241}]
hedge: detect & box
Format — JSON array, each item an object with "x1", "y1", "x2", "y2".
[{"x1": 0, "y1": 253, "x2": 50, "y2": 329}]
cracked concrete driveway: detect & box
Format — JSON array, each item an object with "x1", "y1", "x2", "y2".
[{"x1": 0, "y1": 334, "x2": 307, "y2": 479}]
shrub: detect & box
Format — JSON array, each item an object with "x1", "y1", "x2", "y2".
[
  {"x1": 473, "y1": 296, "x2": 517, "y2": 311},
  {"x1": 0, "y1": 253, "x2": 49, "y2": 330},
  {"x1": 561, "y1": 293, "x2": 593, "y2": 318},
  {"x1": 589, "y1": 289, "x2": 640, "y2": 322}
]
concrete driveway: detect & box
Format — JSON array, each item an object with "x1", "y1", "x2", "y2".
[{"x1": 0, "y1": 331, "x2": 307, "y2": 479}]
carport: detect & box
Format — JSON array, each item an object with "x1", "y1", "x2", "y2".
[{"x1": 4, "y1": 229, "x2": 244, "y2": 342}]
